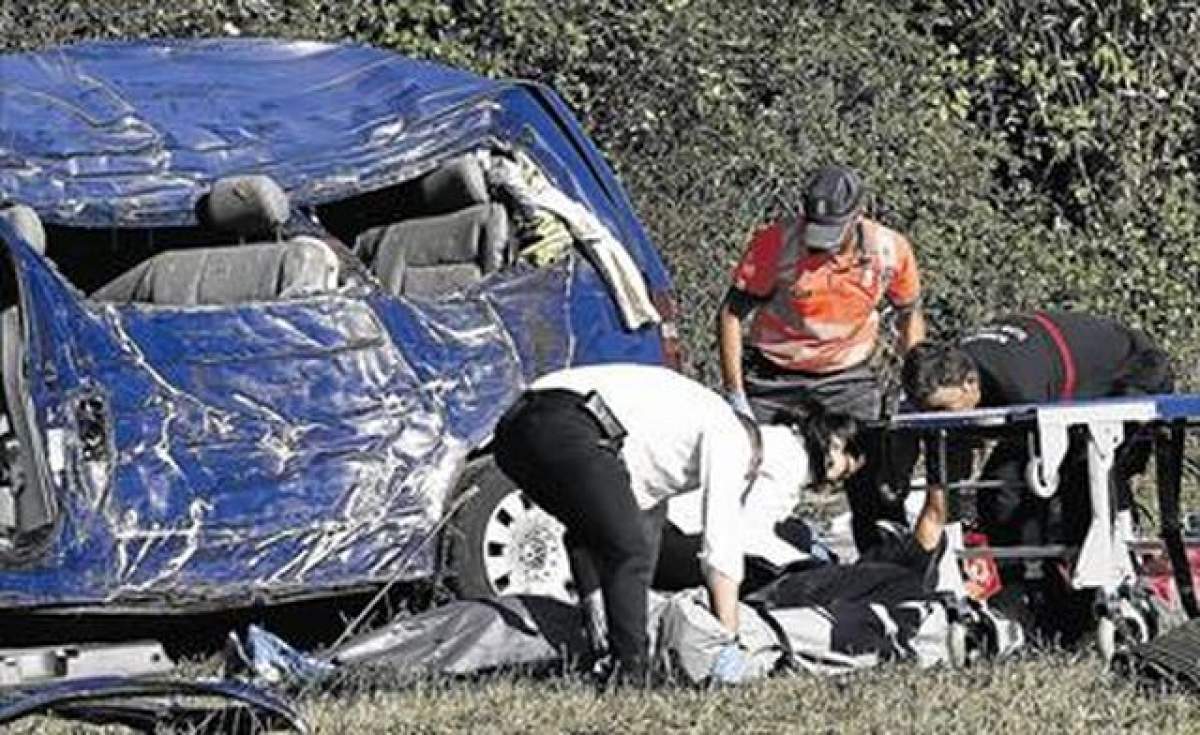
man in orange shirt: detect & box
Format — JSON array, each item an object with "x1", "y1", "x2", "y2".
[
  {"x1": 718, "y1": 165, "x2": 926, "y2": 553},
  {"x1": 718, "y1": 165, "x2": 926, "y2": 423}
]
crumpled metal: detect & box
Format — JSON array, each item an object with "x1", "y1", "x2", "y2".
[
  {"x1": 0, "y1": 39, "x2": 675, "y2": 610},
  {"x1": 0, "y1": 38, "x2": 670, "y2": 288},
  {"x1": 0, "y1": 674, "x2": 308, "y2": 732},
  {"x1": 0, "y1": 222, "x2": 576, "y2": 608}
]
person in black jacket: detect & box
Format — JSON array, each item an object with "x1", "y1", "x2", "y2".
[{"x1": 900, "y1": 311, "x2": 1173, "y2": 547}]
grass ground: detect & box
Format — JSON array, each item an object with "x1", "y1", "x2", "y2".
[
  {"x1": 14, "y1": 652, "x2": 1200, "y2": 734},
  {"x1": 301, "y1": 656, "x2": 1200, "y2": 734}
]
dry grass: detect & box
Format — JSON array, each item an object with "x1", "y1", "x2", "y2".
[
  {"x1": 14, "y1": 653, "x2": 1200, "y2": 734},
  {"x1": 296, "y1": 657, "x2": 1200, "y2": 734}
]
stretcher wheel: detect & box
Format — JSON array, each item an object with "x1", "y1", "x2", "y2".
[{"x1": 1097, "y1": 601, "x2": 1152, "y2": 664}]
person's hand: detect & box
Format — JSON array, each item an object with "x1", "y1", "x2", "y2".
[
  {"x1": 726, "y1": 390, "x2": 754, "y2": 420},
  {"x1": 709, "y1": 642, "x2": 748, "y2": 685}
]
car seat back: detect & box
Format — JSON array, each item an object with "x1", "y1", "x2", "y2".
[
  {"x1": 355, "y1": 203, "x2": 509, "y2": 299},
  {"x1": 92, "y1": 237, "x2": 340, "y2": 306}
]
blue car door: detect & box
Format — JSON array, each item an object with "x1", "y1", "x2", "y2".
[{"x1": 0, "y1": 229, "x2": 522, "y2": 609}]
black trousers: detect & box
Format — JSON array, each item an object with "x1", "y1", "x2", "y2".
[
  {"x1": 979, "y1": 355, "x2": 1172, "y2": 547},
  {"x1": 977, "y1": 428, "x2": 1154, "y2": 547},
  {"x1": 492, "y1": 390, "x2": 663, "y2": 670},
  {"x1": 743, "y1": 350, "x2": 883, "y2": 423}
]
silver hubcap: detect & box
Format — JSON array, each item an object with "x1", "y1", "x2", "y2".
[{"x1": 481, "y1": 490, "x2": 575, "y2": 603}]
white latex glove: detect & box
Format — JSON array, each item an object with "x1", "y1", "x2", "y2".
[{"x1": 709, "y1": 642, "x2": 748, "y2": 685}]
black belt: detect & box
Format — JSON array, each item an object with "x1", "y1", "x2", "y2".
[
  {"x1": 519, "y1": 388, "x2": 628, "y2": 450},
  {"x1": 515, "y1": 388, "x2": 760, "y2": 489}
]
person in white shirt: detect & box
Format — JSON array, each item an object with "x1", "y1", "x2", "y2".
[{"x1": 491, "y1": 363, "x2": 864, "y2": 683}]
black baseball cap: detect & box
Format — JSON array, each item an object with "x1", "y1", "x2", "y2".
[{"x1": 802, "y1": 165, "x2": 864, "y2": 251}]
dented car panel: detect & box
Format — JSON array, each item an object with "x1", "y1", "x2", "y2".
[
  {"x1": 0, "y1": 39, "x2": 672, "y2": 610},
  {"x1": 0, "y1": 225, "x2": 575, "y2": 608}
]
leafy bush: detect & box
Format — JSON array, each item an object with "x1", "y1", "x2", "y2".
[
  {"x1": 909, "y1": 0, "x2": 1200, "y2": 381},
  {"x1": 3, "y1": 0, "x2": 1198, "y2": 384}
]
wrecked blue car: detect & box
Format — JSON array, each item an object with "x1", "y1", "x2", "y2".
[{"x1": 0, "y1": 38, "x2": 680, "y2": 612}]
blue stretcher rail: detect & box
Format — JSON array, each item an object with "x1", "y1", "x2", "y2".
[{"x1": 886, "y1": 393, "x2": 1200, "y2": 432}]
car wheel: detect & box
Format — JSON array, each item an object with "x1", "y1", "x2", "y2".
[{"x1": 449, "y1": 460, "x2": 576, "y2": 603}]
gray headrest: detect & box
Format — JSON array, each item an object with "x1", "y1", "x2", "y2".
[
  {"x1": 205, "y1": 175, "x2": 290, "y2": 237},
  {"x1": 411, "y1": 157, "x2": 490, "y2": 216},
  {"x1": 0, "y1": 204, "x2": 46, "y2": 254}
]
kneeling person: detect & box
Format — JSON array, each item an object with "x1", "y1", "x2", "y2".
[{"x1": 492, "y1": 363, "x2": 863, "y2": 680}]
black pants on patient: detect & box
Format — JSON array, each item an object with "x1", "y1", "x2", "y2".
[{"x1": 492, "y1": 389, "x2": 663, "y2": 673}]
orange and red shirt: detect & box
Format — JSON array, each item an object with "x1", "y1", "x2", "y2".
[{"x1": 731, "y1": 217, "x2": 921, "y2": 374}]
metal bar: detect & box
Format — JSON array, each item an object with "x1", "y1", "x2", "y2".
[
  {"x1": 1158, "y1": 421, "x2": 1199, "y2": 618},
  {"x1": 956, "y1": 545, "x2": 1075, "y2": 560},
  {"x1": 937, "y1": 428, "x2": 957, "y2": 523}
]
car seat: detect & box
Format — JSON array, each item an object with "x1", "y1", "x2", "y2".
[
  {"x1": 91, "y1": 238, "x2": 340, "y2": 306},
  {"x1": 0, "y1": 204, "x2": 51, "y2": 536},
  {"x1": 92, "y1": 176, "x2": 340, "y2": 306},
  {"x1": 353, "y1": 156, "x2": 513, "y2": 299}
]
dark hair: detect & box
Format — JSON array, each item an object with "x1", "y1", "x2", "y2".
[
  {"x1": 771, "y1": 404, "x2": 864, "y2": 484},
  {"x1": 900, "y1": 341, "x2": 977, "y2": 405}
]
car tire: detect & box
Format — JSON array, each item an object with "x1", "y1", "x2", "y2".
[{"x1": 448, "y1": 459, "x2": 576, "y2": 603}]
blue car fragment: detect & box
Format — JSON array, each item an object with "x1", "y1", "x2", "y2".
[{"x1": 0, "y1": 675, "x2": 307, "y2": 733}]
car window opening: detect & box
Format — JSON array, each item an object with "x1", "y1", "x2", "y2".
[
  {"x1": 0, "y1": 205, "x2": 57, "y2": 559},
  {"x1": 319, "y1": 149, "x2": 583, "y2": 302},
  {"x1": 37, "y1": 151, "x2": 598, "y2": 309}
]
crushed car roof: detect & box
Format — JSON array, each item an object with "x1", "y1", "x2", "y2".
[
  {"x1": 0, "y1": 38, "x2": 512, "y2": 226},
  {"x1": 0, "y1": 38, "x2": 669, "y2": 288}
]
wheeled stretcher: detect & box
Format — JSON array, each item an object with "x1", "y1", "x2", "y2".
[{"x1": 883, "y1": 394, "x2": 1200, "y2": 663}]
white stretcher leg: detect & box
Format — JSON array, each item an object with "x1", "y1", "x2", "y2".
[
  {"x1": 1071, "y1": 420, "x2": 1128, "y2": 592},
  {"x1": 936, "y1": 521, "x2": 967, "y2": 598}
]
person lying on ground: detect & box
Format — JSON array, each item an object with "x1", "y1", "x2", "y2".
[
  {"x1": 750, "y1": 478, "x2": 947, "y2": 609},
  {"x1": 900, "y1": 310, "x2": 1173, "y2": 549},
  {"x1": 223, "y1": 485, "x2": 952, "y2": 689},
  {"x1": 490, "y1": 362, "x2": 866, "y2": 684}
]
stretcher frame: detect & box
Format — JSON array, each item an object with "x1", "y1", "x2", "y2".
[{"x1": 883, "y1": 394, "x2": 1200, "y2": 659}]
